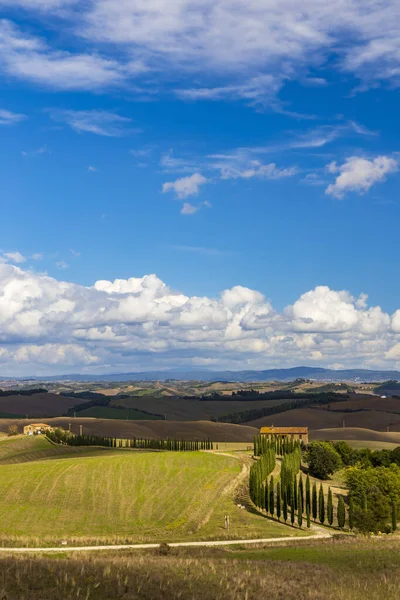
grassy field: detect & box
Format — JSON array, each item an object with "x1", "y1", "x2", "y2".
[
  {"x1": 0, "y1": 537, "x2": 399, "y2": 599},
  {"x1": 0, "y1": 436, "x2": 301, "y2": 545}
]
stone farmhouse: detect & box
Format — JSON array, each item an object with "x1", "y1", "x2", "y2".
[{"x1": 23, "y1": 423, "x2": 53, "y2": 436}]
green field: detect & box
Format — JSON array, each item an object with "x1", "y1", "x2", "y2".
[{"x1": 0, "y1": 437, "x2": 302, "y2": 545}]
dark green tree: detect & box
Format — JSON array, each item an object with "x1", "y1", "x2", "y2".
[
  {"x1": 312, "y1": 482, "x2": 318, "y2": 521},
  {"x1": 299, "y1": 475, "x2": 304, "y2": 512},
  {"x1": 337, "y1": 496, "x2": 346, "y2": 529},
  {"x1": 306, "y1": 501, "x2": 311, "y2": 528},
  {"x1": 290, "y1": 499, "x2": 295, "y2": 526},
  {"x1": 264, "y1": 477, "x2": 269, "y2": 513},
  {"x1": 327, "y1": 487, "x2": 333, "y2": 526},
  {"x1": 319, "y1": 484, "x2": 325, "y2": 524},
  {"x1": 298, "y1": 487, "x2": 303, "y2": 528},
  {"x1": 269, "y1": 475, "x2": 275, "y2": 516},
  {"x1": 276, "y1": 482, "x2": 281, "y2": 520},
  {"x1": 306, "y1": 474, "x2": 311, "y2": 515},
  {"x1": 307, "y1": 442, "x2": 341, "y2": 479},
  {"x1": 283, "y1": 488, "x2": 288, "y2": 523}
]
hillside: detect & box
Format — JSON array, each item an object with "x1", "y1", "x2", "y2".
[
  {"x1": 0, "y1": 436, "x2": 296, "y2": 545},
  {"x1": 0, "y1": 393, "x2": 78, "y2": 418},
  {"x1": 110, "y1": 396, "x2": 289, "y2": 421},
  {"x1": 311, "y1": 427, "x2": 400, "y2": 444},
  {"x1": 0, "y1": 418, "x2": 258, "y2": 441}
]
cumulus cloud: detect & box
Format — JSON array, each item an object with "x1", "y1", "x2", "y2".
[
  {"x1": 162, "y1": 173, "x2": 208, "y2": 199},
  {"x1": 326, "y1": 156, "x2": 398, "y2": 199},
  {"x1": 0, "y1": 265, "x2": 399, "y2": 374}
]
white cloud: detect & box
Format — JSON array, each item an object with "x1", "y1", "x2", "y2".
[
  {"x1": 326, "y1": 155, "x2": 398, "y2": 199},
  {"x1": 2, "y1": 252, "x2": 26, "y2": 264},
  {"x1": 0, "y1": 108, "x2": 26, "y2": 125},
  {"x1": 88, "y1": 166, "x2": 98, "y2": 172},
  {"x1": 0, "y1": 2, "x2": 399, "y2": 103},
  {"x1": 0, "y1": 20, "x2": 128, "y2": 91},
  {"x1": 162, "y1": 173, "x2": 208, "y2": 199},
  {"x1": 180, "y1": 203, "x2": 199, "y2": 215},
  {"x1": 56, "y1": 260, "x2": 69, "y2": 269},
  {"x1": 0, "y1": 264, "x2": 399, "y2": 374},
  {"x1": 31, "y1": 253, "x2": 43, "y2": 260},
  {"x1": 49, "y1": 109, "x2": 133, "y2": 137}
]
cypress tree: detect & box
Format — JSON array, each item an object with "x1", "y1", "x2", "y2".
[
  {"x1": 319, "y1": 484, "x2": 325, "y2": 524},
  {"x1": 349, "y1": 497, "x2": 354, "y2": 530},
  {"x1": 305, "y1": 475, "x2": 311, "y2": 514},
  {"x1": 306, "y1": 501, "x2": 311, "y2": 528},
  {"x1": 327, "y1": 488, "x2": 333, "y2": 526},
  {"x1": 337, "y1": 496, "x2": 345, "y2": 529},
  {"x1": 292, "y1": 476, "x2": 297, "y2": 510},
  {"x1": 283, "y1": 488, "x2": 288, "y2": 523},
  {"x1": 297, "y1": 487, "x2": 303, "y2": 528},
  {"x1": 276, "y1": 483, "x2": 281, "y2": 520},
  {"x1": 299, "y1": 475, "x2": 304, "y2": 512},
  {"x1": 392, "y1": 503, "x2": 397, "y2": 532},
  {"x1": 312, "y1": 482, "x2": 318, "y2": 521},
  {"x1": 264, "y1": 477, "x2": 269, "y2": 513},
  {"x1": 290, "y1": 499, "x2": 295, "y2": 526},
  {"x1": 269, "y1": 475, "x2": 275, "y2": 516}
]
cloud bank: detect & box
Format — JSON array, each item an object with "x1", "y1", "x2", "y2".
[{"x1": 1, "y1": 264, "x2": 400, "y2": 375}]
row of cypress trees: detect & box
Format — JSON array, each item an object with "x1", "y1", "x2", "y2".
[
  {"x1": 46, "y1": 429, "x2": 213, "y2": 451},
  {"x1": 252, "y1": 472, "x2": 349, "y2": 529},
  {"x1": 249, "y1": 443, "x2": 276, "y2": 506},
  {"x1": 251, "y1": 437, "x2": 350, "y2": 530},
  {"x1": 253, "y1": 435, "x2": 302, "y2": 457}
]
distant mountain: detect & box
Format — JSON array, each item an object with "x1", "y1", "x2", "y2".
[{"x1": 4, "y1": 366, "x2": 400, "y2": 383}]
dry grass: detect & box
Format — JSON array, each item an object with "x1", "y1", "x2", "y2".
[{"x1": 0, "y1": 537, "x2": 399, "y2": 599}]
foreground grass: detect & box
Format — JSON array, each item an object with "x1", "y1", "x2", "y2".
[{"x1": 0, "y1": 538, "x2": 399, "y2": 599}]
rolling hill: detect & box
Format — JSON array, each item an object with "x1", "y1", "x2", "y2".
[
  {"x1": 0, "y1": 418, "x2": 258, "y2": 441},
  {"x1": 0, "y1": 393, "x2": 79, "y2": 418}
]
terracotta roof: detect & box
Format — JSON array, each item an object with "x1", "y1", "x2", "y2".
[
  {"x1": 24, "y1": 423, "x2": 51, "y2": 428},
  {"x1": 260, "y1": 426, "x2": 308, "y2": 434}
]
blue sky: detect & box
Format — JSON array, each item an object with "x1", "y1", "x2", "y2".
[{"x1": 1, "y1": 1, "x2": 400, "y2": 375}]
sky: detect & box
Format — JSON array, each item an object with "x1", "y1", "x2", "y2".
[{"x1": 1, "y1": 0, "x2": 400, "y2": 375}]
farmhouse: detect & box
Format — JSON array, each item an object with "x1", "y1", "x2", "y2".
[
  {"x1": 260, "y1": 426, "x2": 308, "y2": 444},
  {"x1": 23, "y1": 423, "x2": 53, "y2": 436}
]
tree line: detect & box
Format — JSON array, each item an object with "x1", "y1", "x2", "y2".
[{"x1": 46, "y1": 429, "x2": 213, "y2": 451}]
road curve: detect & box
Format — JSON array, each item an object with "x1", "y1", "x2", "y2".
[{"x1": 0, "y1": 532, "x2": 332, "y2": 553}]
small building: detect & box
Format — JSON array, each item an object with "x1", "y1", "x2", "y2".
[
  {"x1": 260, "y1": 426, "x2": 308, "y2": 444},
  {"x1": 23, "y1": 423, "x2": 53, "y2": 436}
]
